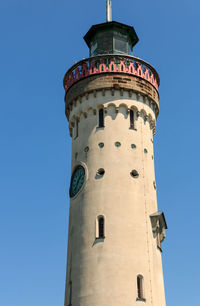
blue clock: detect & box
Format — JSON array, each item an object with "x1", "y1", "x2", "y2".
[{"x1": 70, "y1": 165, "x2": 86, "y2": 198}]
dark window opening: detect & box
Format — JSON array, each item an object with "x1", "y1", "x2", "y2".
[
  {"x1": 75, "y1": 118, "x2": 79, "y2": 138},
  {"x1": 115, "y1": 141, "x2": 121, "y2": 147},
  {"x1": 84, "y1": 146, "x2": 89, "y2": 153},
  {"x1": 97, "y1": 168, "x2": 105, "y2": 176},
  {"x1": 68, "y1": 281, "x2": 72, "y2": 306},
  {"x1": 130, "y1": 110, "x2": 134, "y2": 129},
  {"x1": 99, "y1": 108, "x2": 104, "y2": 128},
  {"x1": 131, "y1": 170, "x2": 139, "y2": 178},
  {"x1": 98, "y1": 142, "x2": 104, "y2": 148},
  {"x1": 98, "y1": 217, "x2": 104, "y2": 238},
  {"x1": 137, "y1": 275, "x2": 144, "y2": 300},
  {"x1": 114, "y1": 36, "x2": 128, "y2": 54}
]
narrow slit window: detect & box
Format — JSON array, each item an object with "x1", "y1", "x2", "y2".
[
  {"x1": 137, "y1": 275, "x2": 144, "y2": 300},
  {"x1": 69, "y1": 281, "x2": 72, "y2": 306},
  {"x1": 75, "y1": 118, "x2": 79, "y2": 138},
  {"x1": 99, "y1": 108, "x2": 104, "y2": 128},
  {"x1": 130, "y1": 109, "x2": 134, "y2": 129},
  {"x1": 98, "y1": 217, "x2": 104, "y2": 238}
]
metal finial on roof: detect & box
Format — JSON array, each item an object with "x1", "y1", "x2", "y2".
[{"x1": 106, "y1": 0, "x2": 112, "y2": 22}]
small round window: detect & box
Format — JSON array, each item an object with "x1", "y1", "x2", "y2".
[
  {"x1": 144, "y1": 148, "x2": 148, "y2": 154},
  {"x1": 130, "y1": 170, "x2": 139, "y2": 178},
  {"x1": 84, "y1": 146, "x2": 89, "y2": 153},
  {"x1": 115, "y1": 142, "x2": 121, "y2": 147},
  {"x1": 131, "y1": 144, "x2": 136, "y2": 149},
  {"x1": 98, "y1": 142, "x2": 104, "y2": 148},
  {"x1": 96, "y1": 168, "x2": 105, "y2": 177}
]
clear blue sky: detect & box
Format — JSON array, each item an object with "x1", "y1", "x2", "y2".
[{"x1": 1, "y1": 0, "x2": 200, "y2": 305}]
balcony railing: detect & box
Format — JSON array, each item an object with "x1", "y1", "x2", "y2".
[{"x1": 63, "y1": 55, "x2": 160, "y2": 92}]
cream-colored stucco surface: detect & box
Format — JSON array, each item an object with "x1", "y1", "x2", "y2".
[{"x1": 64, "y1": 87, "x2": 166, "y2": 306}]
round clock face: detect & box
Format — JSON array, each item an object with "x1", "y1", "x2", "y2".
[{"x1": 70, "y1": 165, "x2": 85, "y2": 198}]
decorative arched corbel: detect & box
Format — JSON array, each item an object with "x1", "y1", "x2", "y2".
[
  {"x1": 93, "y1": 90, "x2": 97, "y2": 97},
  {"x1": 150, "y1": 101, "x2": 155, "y2": 112},
  {"x1": 155, "y1": 106, "x2": 159, "y2": 117},
  {"x1": 137, "y1": 93, "x2": 141, "y2": 100},
  {"x1": 150, "y1": 120, "x2": 154, "y2": 129}
]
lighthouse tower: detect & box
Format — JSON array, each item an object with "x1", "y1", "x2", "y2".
[{"x1": 63, "y1": 2, "x2": 167, "y2": 306}]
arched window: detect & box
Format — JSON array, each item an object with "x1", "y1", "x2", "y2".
[
  {"x1": 99, "y1": 108, "x2": 104, "y2": 128},
  {"x1": 137, "y1": 275, "x2": 145, "y2": 300},
  {"x1": 99, "y1": 217, "x2": 104, "y2": 238},
  {"x1": 130, "y1": 109, "x2": 134, "y2": 129},
  {"x1": 96, "y1": 216, "x2": 105, "y2": 239}
]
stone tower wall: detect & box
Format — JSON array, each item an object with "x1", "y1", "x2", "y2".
[{"x1": 64, "y1": 73, "x2": 166, "y2": 306}]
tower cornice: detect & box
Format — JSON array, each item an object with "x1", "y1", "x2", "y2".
[{"x1": 63, "y1": 55, "x2": 160, "y2": 94}]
